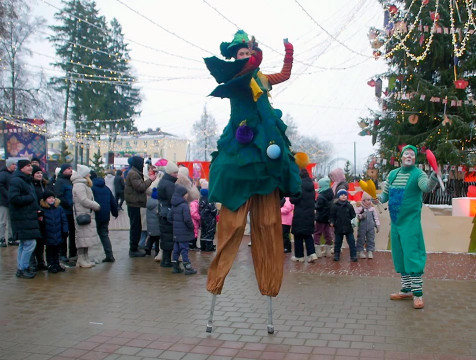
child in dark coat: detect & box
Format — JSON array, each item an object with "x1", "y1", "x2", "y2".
[
  {"x1": 40, "y1": 190, "x2": 69, "y2": 273},
  {"x1": 167, "y1": 185, "x2": 197, "y2": 275},
  {"x1": 329, "y1": 189, "x2": 357, "y2": 262},
  {"x1": 146, "y1": 188, "x2": 161, "y2": 256}
]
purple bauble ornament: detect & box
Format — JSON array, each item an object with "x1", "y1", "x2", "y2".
[{"x1": 236, "y1": 123, "x2": 254, "y2": 144}]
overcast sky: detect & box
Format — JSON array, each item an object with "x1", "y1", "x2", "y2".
[{"x1": 30, "y1": 0, "x2": 388, "y2": 171}]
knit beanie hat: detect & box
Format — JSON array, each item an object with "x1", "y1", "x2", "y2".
[
  {"x1": 318, "y1": 177, "x2": 331, "y2": 193},
  {"x1": 31, "y1": 157, "x2": 41, "y2": 164},
  {"x1": 76, "y1": 164, "x2": 91, "y2": 178},
  {"x1": 116, "y1": 169, "x2": 122, "y2": 176},
  {"x1": 362, "y1": 191, "x2": 372, "y2": 201},
  {"x1": 6, "y1": 158, "x2": 16, "y2": 167},
  {"x1": 295, "y1": 152, "x2": 310, "y2": 169},
  {"x1": 200, "y1": 188, "x2": 209, "y2": 197},
  {"x1": 32, "y1": 165, "x2": 42, "y2": 175},
  {"x1": 89, "y1": 170, "x2": 97, "y2": 179},
  {"x1": 60, "y1": 163, "x2": 72, "y2": 173},
  {"x1": 178, "y1": 166, "x2": 189, "y2": 177},
  {"x1": 151, "y1": 187, "x2": 158, "y2": 200},
  {"x1": 42, "y1": 190, "x2": 56, "y2": 201},
  {"x1": 17, "y1": 159, "x2": 31, "y2": 170},
  {"x1": 165, "y1": 161, "x2": 179, "y2": 174},
  {"x1": 337, "y1": 189, "x2": 348, "y2": 197},
  {"x1": 130, "y1": 156, "x2": 144, "y2": 171}
]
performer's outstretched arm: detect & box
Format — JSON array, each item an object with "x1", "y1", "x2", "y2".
[{"x1": 265, "y1": 40, "x2": 293, "y2": 85}]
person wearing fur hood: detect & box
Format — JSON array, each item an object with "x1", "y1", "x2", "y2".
[
  {"x1": 175, "y1": 166, "x2": 201, "y2": 249},
  {"x1": 71, "y1": 165, "x2": 101, "y2": 268}
]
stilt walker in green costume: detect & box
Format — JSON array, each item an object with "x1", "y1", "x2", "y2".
[
  {"x1": 378, "y1": 145, "x2": 438, "y2": 309},
  {"x1": 203, "y1": 30, "x2": 301, "y2": 333}
]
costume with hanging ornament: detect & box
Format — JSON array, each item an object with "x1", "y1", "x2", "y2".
[
  {"x1": 203, "y1": 30, "x2": 302, "y2": 333},
  {"x1": 378, "y1": 145, "x2": 438, "y2": 310}
]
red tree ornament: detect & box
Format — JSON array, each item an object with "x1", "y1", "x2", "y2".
[
  {"x1": 422, "y1": 0, "x2": 429, "y2": 4},
  {"x1": 454, "y1": 79, "x2": 469, "y2": 89},
  {"x1": 389, "y1": 5, "x2": 398, "y2": 14},
  {"x1": 367, "y1": 79, "x2": 376, "y2": 87},
  {"x1": 430, "y1": 12, "x2": 440, "y2": 21}
]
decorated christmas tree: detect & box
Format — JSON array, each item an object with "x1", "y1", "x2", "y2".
[{"x1": 362, "y1": 0, "x2": 476, "y2": 173}]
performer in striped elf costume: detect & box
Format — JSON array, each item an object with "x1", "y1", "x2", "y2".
[{"x1": 378, "y1": 145, "x2": 438, "y2": 309}]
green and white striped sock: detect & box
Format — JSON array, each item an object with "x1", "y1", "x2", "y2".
[
  {"x1": 400, "y1": 274, "x2": 411, "y2": 293},
  {"x1": 410, "y1": 276, "x2": 423, "y2": 297}
]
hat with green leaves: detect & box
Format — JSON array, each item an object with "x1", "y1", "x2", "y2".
[{"x1": 220, "y1": 30, "x2": 249, "y2": 59}]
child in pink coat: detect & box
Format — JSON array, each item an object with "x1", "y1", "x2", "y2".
[
  {"x1": 190, "y1": 199, "x2": 201, "y2": 249},
  {"x1": 355, "y1": 191, "x2": 380, "y2": 259},
  {"x1": 281, "y1": 197, "x2": 294, "y2": 253}
]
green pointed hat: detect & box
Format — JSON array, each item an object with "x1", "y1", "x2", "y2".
[{"x1": 220, "y1": 30, "x2": 249, "y2": 59}]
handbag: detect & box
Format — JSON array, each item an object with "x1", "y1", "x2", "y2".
[{"x1": 73, "y1": 199, "x2": 93, "y2": 226}]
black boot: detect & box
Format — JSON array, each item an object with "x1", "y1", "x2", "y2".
[
  {"x1": 0, "y1": 238, "x2": 6, "y2": 247},
  {"x1": 171, "y1": 261, "x2": 183, "y2": 273},
  {"x1": 183, "y1": 262, "x2": 197, "y2": 275},
  {"x1": 160, "y1": 250, "x2": 172, "y2": 267}
]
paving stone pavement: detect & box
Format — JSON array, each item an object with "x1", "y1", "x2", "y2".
[{"x1": 0, "y1": 224, "x2": 475, "y2": 360}]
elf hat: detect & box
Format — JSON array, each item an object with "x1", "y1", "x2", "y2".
[
  {"x1": 220, "y1": 30, "x2": 249, "y2": 59},
  {"x1": 401, "y1": 144, "x2": 417, "y2": 156}
]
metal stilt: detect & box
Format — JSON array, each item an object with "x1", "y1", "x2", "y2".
[
  {"x1": 267, "y1": 296, "x2": 274, "y2": 334},
  {"x1": 206, "y1": 294, "x2": 217, "y2": 333}
]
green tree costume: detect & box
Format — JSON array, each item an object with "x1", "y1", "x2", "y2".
[{"x1": 204, "y1": 48, "x2": 301, "y2": 211}]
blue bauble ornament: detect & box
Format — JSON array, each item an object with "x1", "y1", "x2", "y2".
[{"x1": 266, "y1": 144, "x2": 281, "y2": 159}]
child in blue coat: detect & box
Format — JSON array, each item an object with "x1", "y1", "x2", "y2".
[
  {"x1": 40, "y1": 190, "x2": 69, "y2": 273},
  {"x1": 167, "y1": 185, "x2": 197, "y2": 275}
]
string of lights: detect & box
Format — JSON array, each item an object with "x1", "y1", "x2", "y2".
[
  {"x1": 294, "y1": 0, "x2": 372, "y2": 58},
  {"x1": 29, "y1": 49, "x2": 207, "y2": 79},
  {"x1": 383, "y1": 0, "x2": 429, "y2": 60},
  {"x1": 449, "y1": 0, "x2": 474, "y2": 57},
  {"x1": 200, "y1": 0, "x2": 371, "y2": 70},
  {"x1": 1, "y1": 113, "x2": 134, "y2": 124},
  {"x1": 40, "y1": 0, "x2": 203, "y2": 63},
  {"x1": 114, "y1": 0, "x2": 215, "y2": 56},
  {"x1": 378, "y1": 0, "x2": 420, "y2": 50}
]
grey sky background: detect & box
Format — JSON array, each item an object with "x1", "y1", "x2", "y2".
[{"x1": 30, "y1": 0, "x2": 388, "y2": 171}]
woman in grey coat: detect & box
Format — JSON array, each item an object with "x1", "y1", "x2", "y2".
[{"x1": 72, "y1": 165, "x2": 101, "y2": 268}]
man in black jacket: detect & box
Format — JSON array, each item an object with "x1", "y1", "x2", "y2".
[
  {"x1": 54, "y1": 163, "x2": 76, "y2": 262},
  {"x1": 9, "y1": 160, "x2": 42, "y2": 279},
  {"x1": 0, "y1": 158, "x2": 16, "y2": 247},
  {"x1": 125, "y1": 156, "x2": 156, "y2": 257}
]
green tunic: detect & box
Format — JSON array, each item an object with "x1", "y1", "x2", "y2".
[
  {"x1": 204, "y1": 57, "x2": 301, "y2": 211},
  {"x1": 379, "y1": 166, "x2": 436, "y2": 275}
]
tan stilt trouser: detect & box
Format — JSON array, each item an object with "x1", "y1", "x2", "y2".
[{"x1": 207, "y1": 189, "x2": 284, "y2": 297}]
